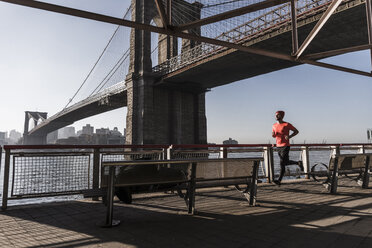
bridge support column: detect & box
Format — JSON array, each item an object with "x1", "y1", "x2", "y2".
[
  {"x1": 23, "y1": 111, "x2": 48, "y2": 145},
  {"x1": 125, "y1": 74, "x2": 207, "y2": 145},
  {"x1": 126, "y1": 0, "x2": 206, "y2": 145}
]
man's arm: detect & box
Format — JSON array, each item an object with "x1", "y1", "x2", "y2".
[{"x1": 288, "y1": 127, "x2": 299, "y2": 139}]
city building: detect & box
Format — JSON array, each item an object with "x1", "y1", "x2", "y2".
[
  {"x1": 55, "y1": 125, "x2": 124, "y2": 145},
  {"x1": 367, "y1": 129, "x2": 372, "y2": 143},
  {"x1": 0, "y1": 131, "x2": 7, "y2": 145},
  {"x1": 58, "y1": 126, "x2": 76, "y2": 139},
  {"x1": 96, "y1": 128, "x2": 110, "y2": 135},
  {"x1": 81, "y1": 124, "x2": 94, "y2": 136},
  {"x1": 8, "y1": 130, "x2": 22, "y2": 144},
  {"x1": 223, "y1": 138, "x2": 238, "y2": 145}
]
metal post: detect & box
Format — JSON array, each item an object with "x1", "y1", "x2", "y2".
[
  {"x1": 2, "y1": 148, "x2": 11, "y2": 211},
  {"x1": 220, "y1": 147, "x2": 227, "y2": 178},
  {"x1": 0, "y1": 146, "x2": 2, "y2": 173},
  {"x1": 366, "y1": 0, "x2": 372, "y2": 71},
  {"x1": 263, "y1": 147, "x2": 273, "y2": 181},
  {"x1": 248, "y1": 161, "x2": 259, "y2": 206},
  {"x1": 166, "y1": 145, "x2": 173, "y2": 160},
  {"x1": 92, "y1": 148, "x2": 100, "y2": 201},
  {"x1": 268, "y1": 146, "x2": 275, "y2": 182},
  {"x1": 188, "y1": 162, "x2": 196, "y2": 215},
  {"x1": 331, "y1": 145, "x2": 340, "y2": 157},
  {"x1": 358, "y1": 145, "x2": 365, "y2": 154},
  {"x1": 301, "y1": 146, "x2": 310, "y2": 179},
  {"x1": 220, "y1": 147, "x2": 228, "y2": 159},
  {"x1": 362, "y1": 155, "x2": 370, "y2": 188},
  {"x1": 102, "y1": 166, "x2": 120, "y2": 227},
  {"x1": 330, "y1": 156, "x2": 339, "y2": 194},
  {"x1": 290, "y1": 0, "x2": 298, "y2": 55}
]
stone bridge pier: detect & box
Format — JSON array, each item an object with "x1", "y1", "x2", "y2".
[
  {"x1": 23, "y1": 111, "x2": 48, "y2": 145},
  {"x1": 125, "y1": 0, "x2": 207, "y2": 145}
]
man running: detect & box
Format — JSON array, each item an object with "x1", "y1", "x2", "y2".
[{"x1": 272, "y1": 110, "x2": 303, "y2": 185}]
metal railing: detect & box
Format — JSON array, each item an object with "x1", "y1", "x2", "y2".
[{"x1": 1, "y1": 143, "x2": 371, "y2": 209}]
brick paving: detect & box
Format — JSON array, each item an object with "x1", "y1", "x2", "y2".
[{"x1": 0, "y1": 177, "x2": 372, "y2": 247}]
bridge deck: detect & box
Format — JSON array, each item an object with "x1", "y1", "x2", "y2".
[
  {"x1": 1, "y1": 178, "x2": 371, "y2": 247},
  {"x1": 162, "y1": 1, "x2": 368, "y2": 89}
]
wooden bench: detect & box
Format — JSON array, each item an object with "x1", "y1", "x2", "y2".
[
  {"x1": 100, "y1": 157, "x2": 262, "y2": 227},
  {"x1": 323, "y1": 153, "x2": 371, "y2": 194}
]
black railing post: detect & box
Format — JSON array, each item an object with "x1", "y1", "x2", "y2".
[
  {"x1": 362, "y1": 155, "x2": 370, "y2": 189},
  {"x1": 188, "y1": 162, "x2": 196, "y2": 215},
  {"x1": 92, "y1": 148, "x2": 100, "y2": 201},
  {"x1": 248, "y1": 161, "x2": 259, "y2": 206},
  {"x1": 269, "y1": 146, "x2": 274, "y2": 183},
  {"x1": 0, "y1": 146, "x2": 2, "y2": 171},
  {"x1": 2, "y1": 148, "x2": 11, "y2": 211}
]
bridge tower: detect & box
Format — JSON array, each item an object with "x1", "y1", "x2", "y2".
[
  {"x1": 23, "y1": 111, "x2": 48, "y2": 145},
  {"x1": 125, "y1": 0, "x2": 206, "y2": 145}
]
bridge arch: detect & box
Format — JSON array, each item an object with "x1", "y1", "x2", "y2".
[{"x1": 23, "y1": 111, "x2": 48, "y2": 145}]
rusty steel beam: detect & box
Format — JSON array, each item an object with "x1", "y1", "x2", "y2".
[
  {"x1": 0, "y1": 0, "x2": 293, "y2": 61},
  {"x1": 167, "y1": 0, "x2": 172, "y2": 24},
  {"x1": 295, "y1": 0, "x2": 343, "y2": 58},
  {"x1": 290, "y1": 0, "x2": 298, "y2": 55},
  {"x1": 1, "y1": 0, "x2": 371, "y2": 78},
  {"x1": 303, "y1": 44, "x2": 372, "y2": 60},
  {"x1": 300, "y1": 59, "x2": 372, "y2": 77},
  {"x1": 176, "y1": 0, "x2": 291, "y2": 31},
  {"x1": 154, "y1": 0, "x2": 169, "y2": 28},
  {"x1": 366, "y1": 0, "x2": 372, "y2": 71}
]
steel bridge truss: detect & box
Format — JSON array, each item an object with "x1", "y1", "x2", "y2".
[{"x1": 1, "y1": 0, "x2": 371, "y2": 78}]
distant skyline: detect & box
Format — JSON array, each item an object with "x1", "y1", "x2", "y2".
[{"x1": 1, "y1": 0, "x2": 372, "y2": 144}]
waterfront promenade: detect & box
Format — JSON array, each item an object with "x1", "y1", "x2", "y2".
[{"x1": 0, "y1": 178, "x2": 371, "y2": 248}]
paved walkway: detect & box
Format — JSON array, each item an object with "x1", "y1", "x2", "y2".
[{"x1": 0, "y1": 178, "x2": 372, "y2": 248}]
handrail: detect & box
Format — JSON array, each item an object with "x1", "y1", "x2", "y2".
[
  {"x1": 2, "y1": 142, "x2": 371, "y2": 210},
  {"x1": 3, "y1": 143, "x2": 372, "y2": 150},
  {"x1": 102, "y1": 157, "x2": 263, "y2": 167}
]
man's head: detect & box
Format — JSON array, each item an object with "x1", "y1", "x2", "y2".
[{"x1": 275, "y1": 110, "x2": 285, "y2": 121}]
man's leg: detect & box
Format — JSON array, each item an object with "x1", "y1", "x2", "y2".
[
  {"x1": 274, "y1": 147, "x2": 287, "y2": 185},
  {"x1": 283, "y1": 147, "x2": 304, "y2": 171},
  {"x1": 278, "y1": 147, "x2": 290, "y2": 182}
]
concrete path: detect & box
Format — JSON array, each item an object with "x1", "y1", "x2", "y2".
[{"x1": 0, "y1": 178, "x2": 371, "y2": 248}]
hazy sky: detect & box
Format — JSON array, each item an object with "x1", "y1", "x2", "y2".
[{"x1": 0, "y1": 0, "x2": 371, "y2": 144}]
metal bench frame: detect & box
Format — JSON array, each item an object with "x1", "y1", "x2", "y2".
[
  {"x1": 324, "y1": 153, "x2": 371, "y2": 194},
  {"x1": 101, "y1": 157, "x2": 262, "y2": 227}
]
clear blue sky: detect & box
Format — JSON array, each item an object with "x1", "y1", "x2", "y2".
[{"x1": 0, "y1": 0, "x2": 371, "y2": 144}]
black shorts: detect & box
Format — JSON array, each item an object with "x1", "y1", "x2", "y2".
[{"x1": 277, "y1": 146, "x2": 290, "y2": 165}]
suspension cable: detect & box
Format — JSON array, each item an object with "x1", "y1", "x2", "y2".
[{"x1": 62, "y1": 5, "x2": 132, "y2": 110}]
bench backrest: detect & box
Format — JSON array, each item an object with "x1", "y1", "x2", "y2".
[
  {"x1": 102, "y1": 158, "x2": 261, "y2": 187},
  {"x1": 195, "y1": 160, "x2": 255, "y2": 179},
  {"x1": 329, "y1": 153, "x2": 372, "y2": 171}
]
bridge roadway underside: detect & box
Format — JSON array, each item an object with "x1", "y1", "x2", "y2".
[
  {"x1": 160, "y1": 3, "x2": 369, "y2": 89},
  {"x1": 29, "y1": 91, "x2": 127, "y2": 136}
]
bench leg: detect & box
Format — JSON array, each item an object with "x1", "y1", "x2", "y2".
[
  {"x1": 101, "y1": 167, "x2": 120, "y2": 227},
  {"x1": 362, "y1": 157, "x2": 370, "y2": 189},
  {"x1": 187, "y1": 163, "x2": 197, "y2": 215},
  {"x1": 245, "y1": 161, "x2": 258, "y2": 206},
  {"x1": 330, "y1": 159, "x2": 339, "y2": 194}
]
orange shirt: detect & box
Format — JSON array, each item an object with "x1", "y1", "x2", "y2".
[{"x1": 272, "y1": 122, "x2": 296, "y2": 147}]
